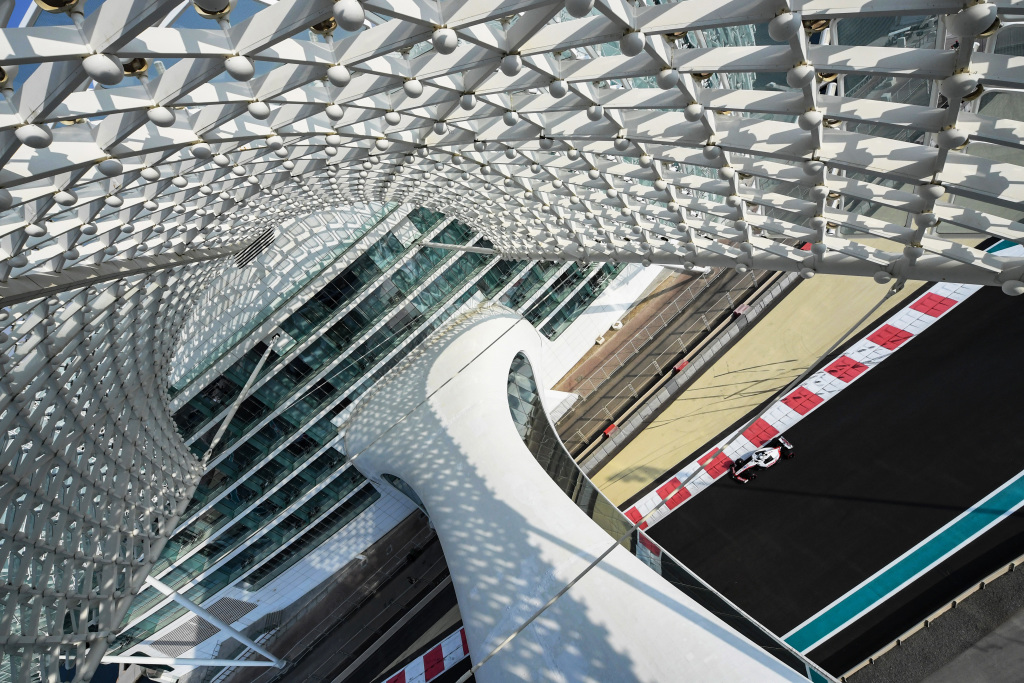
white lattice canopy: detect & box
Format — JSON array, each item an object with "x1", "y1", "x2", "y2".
[
  {"x1": 1, "y1": 0, "x2": 1024, "y2": 296},
  {"x1": 1, "y1": 1, "x2": 1024, "y2": 681}
]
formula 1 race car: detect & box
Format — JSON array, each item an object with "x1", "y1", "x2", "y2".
[{"x1": 729, "y1": 436, "x2": 795, "y2": 484}]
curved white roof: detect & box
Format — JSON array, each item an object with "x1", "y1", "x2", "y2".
[{"x1": 346, "y1": 305, "x2": 808, "y2": 683}]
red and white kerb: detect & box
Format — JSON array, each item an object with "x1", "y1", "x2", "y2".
[
  {"x1": 381, "y1": 627, "x2": 470, "y2": 683},
  {"x1": 624, "y1": 281, "x2": 978, "y2": 531}
]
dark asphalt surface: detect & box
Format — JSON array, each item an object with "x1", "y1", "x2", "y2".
[
  {"x1": 345, "y1": 581, "x2": 464, "y2": 683},
  {"x1": 817, "y1": 508, "x2": 1024, "y2": 675},
  {"x1": 649, "y1": 284, "x2": 1024, "y2": 675}
]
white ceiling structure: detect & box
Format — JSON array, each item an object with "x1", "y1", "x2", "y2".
[
  {"x1": 1, "y1": 0, "x2": 1024, "y2": 300},
  {"x1": 0, "y1": 1, "x2": 1023, "y2": 681}
]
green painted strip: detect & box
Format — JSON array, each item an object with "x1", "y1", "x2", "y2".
[
  {"x1": 784, "y1": 469, "x2": 1024, "y2": 652},
  {"x1": 782, "y1": 239, "x2": 1020, "y2": 654},
  {"x1": 808, "y1": 668, "x2": 831, "y2": 683}
]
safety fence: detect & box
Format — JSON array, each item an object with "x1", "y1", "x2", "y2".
[
  {"x1": 518, "y1": 362, "x2": 837, "y2": 683},
  {"x1": 556, "y1": 269, "x2": 762, "y2": 453},
  {"x1": 563, "y1": 269, "x2": 719, "y2": 401},
  {"x1": 578, "y1": 272, "x2": 800, "y2": 476},
  {"x1": 289, "y1": 557, "x2": 450, "y2": 683}
]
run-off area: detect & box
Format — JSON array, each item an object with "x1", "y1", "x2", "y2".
[{"x1": 648, "y1": 284, "x2": 1024, "y2": 676}]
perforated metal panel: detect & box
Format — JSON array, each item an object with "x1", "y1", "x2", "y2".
[{"x1": 151, "y1": 598, "x2": 258, "y2": 658}]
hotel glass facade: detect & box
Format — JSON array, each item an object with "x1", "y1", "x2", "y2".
[{"x1": 110, "y1": 204, "x2": 627, "y2": 658}]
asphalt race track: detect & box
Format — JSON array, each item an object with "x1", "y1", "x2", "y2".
[{"x1": 648, "y1": 284, "x2": 1024, "y2": 675}]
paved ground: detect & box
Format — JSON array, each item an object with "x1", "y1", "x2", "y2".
[
  {"x1": 807, "y1": 477, "x2": 1024, "y2": 675},
  {"x1": 555, "y1": 268, "x2": 762, "y2": 455},
  {"x1": 229, "y1": 514, "x2": 447, "y2": 683},
  {"x1": 341, "y1": 582, "x2": 462, "y2": 683},
  {"x1": 848, "y1": 560, "x2": 1024, "y2": 683},
  {"x1": 648, "y1": 284, "x2": 1024, "y2": 677},
  {"x1": 921, "y1": 590, "x2": 1024, "y2": 683},
  {"x1": 592, "y1": 272, "x2": 921, "y2": 506}
]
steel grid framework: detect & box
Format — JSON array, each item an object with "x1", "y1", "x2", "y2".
[
  {"x1": 1, "y1": 0, "x2": 1023, "y2": 294},
  {"x1": 1, "y1": 0, "x2": 1024, "y2": 681},
  {"x1": 0, "y1": 265, "x2": 209, "y2": 682}
]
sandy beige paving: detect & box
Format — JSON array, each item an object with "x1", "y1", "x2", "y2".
[{"x1": 592, "y1": 273, "x2": 920, "y2": 506}]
